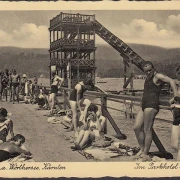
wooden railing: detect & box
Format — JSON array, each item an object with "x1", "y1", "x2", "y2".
[
  {"x1": 50, "y1": 39, "x2": 95, "y2": 51},
  {"x1": 50, "y1": 13, "x2": 95, "y2": 30}
]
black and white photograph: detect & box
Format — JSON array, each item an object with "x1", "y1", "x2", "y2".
[{"x1": 0, "y1": 6, "x2": 180, "y2": 177}]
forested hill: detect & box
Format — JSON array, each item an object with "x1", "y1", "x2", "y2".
[{"x1": 0, "y1": 44, "x2": 179, "y2": 78}]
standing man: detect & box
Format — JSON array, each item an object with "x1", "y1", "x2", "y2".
[
  {"x1": 170, "y1": 66, "x2": 180, "y2": 161},
  {"x1": 10, "y1": 69, "x2": 21, "y2": 104},
  {"x1": 134, "y1": 61, "x2": 178, "y2": 161},
  {"x1": 49, "y1": 71, "x2": 64, "y2": 114}
]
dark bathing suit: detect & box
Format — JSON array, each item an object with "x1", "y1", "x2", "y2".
[
  {"x1": 69, "y1": 83, "x2": 88, "y2": 101},
  {"x1": 51, "y1": 85, "x2": 58, "y2": 94},
  {"x1": 172, "y1": 86, "x2": 180, "y2": 126},
  {"x1": 0, "y1": 150, "x2": 19, "y2": 162},
  {"x1": 51, "y1": 77, "x2": 59, "y2": 94},
  {"x1": 142, "y1": 74, "x2": 162, "y2": 112}
]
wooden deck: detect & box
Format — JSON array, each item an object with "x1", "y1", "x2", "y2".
[{"x1": 0, "y1": 98, "x2": 177, "y2": 162}]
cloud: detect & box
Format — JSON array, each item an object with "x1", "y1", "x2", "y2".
[
  {"x1": 0, "y1": 23, "x2": 49, "y2": 48},
  {"x1": 1, "y1": 15, "x2": 180, "y2": 49},
  {"x1": 97, "y1": 14, "x2": 180, "y2": 48},
  {"x1": 166, "y1": 14, "x2": 180, "y2": 33}
]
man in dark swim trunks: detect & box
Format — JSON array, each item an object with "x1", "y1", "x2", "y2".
[
  {"x1": 0, "y1": 134, "x2": 31, "y2": 162},
  {"x1": 133, "y1": 61, "x2": 178, "y2": 161},
  {"x1": 10, "y1": 69, "x2": 21, "y2": 104}
]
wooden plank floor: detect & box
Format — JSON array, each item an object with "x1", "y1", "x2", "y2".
[{"x1": 0, "y1": 99, "x2": 177, "y2": 162}]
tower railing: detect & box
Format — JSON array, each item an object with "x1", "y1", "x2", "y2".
[{"x1": 50, "y1": 13, "x2": 95, "y2": 29}]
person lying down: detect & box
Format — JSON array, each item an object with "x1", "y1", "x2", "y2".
[{"x1": 0, "y1": 134, "x2": 32, "y2": 162}]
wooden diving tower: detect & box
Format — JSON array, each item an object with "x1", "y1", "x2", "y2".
[{"x1": 49, "y1": 12, "x2": 96, "y2": 88}]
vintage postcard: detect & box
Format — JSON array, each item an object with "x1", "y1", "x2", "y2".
[{"x1": 0, "y1": 1, "x2": 180, "y2": 178}]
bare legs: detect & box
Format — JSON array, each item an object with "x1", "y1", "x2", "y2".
[
  {"x1": 49, "y1": 93, "x2": 56, "y2": 113},
  {"x1": 134, "y1": 108, "x2": 158, "y2": 157},
  {"x1": 171, "y1": 125, "x2": 180, "y2": 161},
  {"x1": 69, "y1": 100, "x2": 78, "y2": 134},
  {"x1": 49, "y1": 93, "x2": 62, "y2": 113},
  {"x1": 12, "y1": 85, "x2": 19, "y2": 103},
  {"x1": 133, "y1": 109, "x2": 144, "y2": 156},
  {"x1": 74, "y1": 130, "x2": 95, "y2": 149}
]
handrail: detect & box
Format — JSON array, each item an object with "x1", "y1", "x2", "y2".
[{"x1": 34, "y1": 84, "x2": 171, "y2": 110}]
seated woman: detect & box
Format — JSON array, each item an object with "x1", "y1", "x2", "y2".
[
  {"x1": 0, "y1": 134, "x2": 31, "y2": 162},
  {"x1": 0, "y1": 108, "x2": 14, "y2": 144},
  {"x1": 69, "y1": 77, "x2": 107, "y2": 136},
  {"x1": 71, "y1": 104, "x2": 106, "y2": 150}
]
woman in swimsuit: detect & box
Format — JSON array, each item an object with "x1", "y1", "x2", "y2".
[
  {"x1": 133, "y1": 61, "x2": 178, "y2": 161},
  {"x1": 62, "y1": 98, "x2": 91, "y2": 129},
  {"x1": 49, "y1": 71, "x2": 64, "y2": 114},
  {"x1": 170, "y1": 66, "x2": 180, "y2": 161},
  {"x1": 71, "y1": 104, "x2": 106, "y2": 150},
  {"x1": 0, "y1": 108, "x2": 14, "y2": 144},
  {"x1": 69, "y1": 77, "x2": 107, "y2": 137},
  {"x1": 0, "y1": 134, "x2": 31, "y2": 162}
]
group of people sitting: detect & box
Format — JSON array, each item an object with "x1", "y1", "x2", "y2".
[
  {"x1": 0, "y1": 107, "x2": 31, "y2": 162},
  {"x1": 61, "y1": 102, "x2": 106, "y2": 150}
]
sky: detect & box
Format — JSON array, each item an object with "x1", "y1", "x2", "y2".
[{"x1": 0, "y1": 10, "x2": 180, "y2": 48}]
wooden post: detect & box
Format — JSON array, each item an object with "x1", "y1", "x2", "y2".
[
  {"x1": 124, "y1": 60, "x2": 127, "y2": 86},
  {"x1": 129, "y1": 61, "x2": 134, "y2": 92},
  {"x1": 67, "y1": 60, "x2": 71, "y2": 90},
  {"x1": 63, "y1": 89, "x2": 67, "y2": 110},
  {"x1": 152, "y1": 129, "x2": 173, "y2": 159},
  {"x1": 101, "y1": 95, "x2": 107, "y2": 134},
  {"x1": 101, "y1": 94, "x2": 127, "y2": 139}
]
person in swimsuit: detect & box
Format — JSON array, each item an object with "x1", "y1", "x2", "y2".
[
  {"x1": 133, "y1": 61, "x2": 178, "y2": 161},
  {"x1": 0, "y1": 108, "x2": 14, "y2": 144},
  {"x1": 62, "y1": 98, "x2": 91, "y2": 129},
  {"x1": 0, "y1": 134, "x2": 31, "y2": 162},
  {"x1": 10, "y1": 69, "x2": 21, "y2": 104},
  {"x1": 71, "y1": 104, "x2": 106, "y2": 150},
  {"x1": 69, "y1": 77, "x2": 107, "y2": 137},
  {"x1": 170, "y1": 66, "x2": 180, "y2": 161},
  {"x1": 0, "y1": 70, "x2": 9, "y2": 101},
  {"x1": 20, "y1": 74, "x2": 28, "y2": 95},
  {"x1": 49, "y1": 71, "x2": 64, "y2": 114}
]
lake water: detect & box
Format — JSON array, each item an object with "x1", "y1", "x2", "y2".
[{"x1": 37, "y1": 77, "x2": 145, "y2": 91}]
